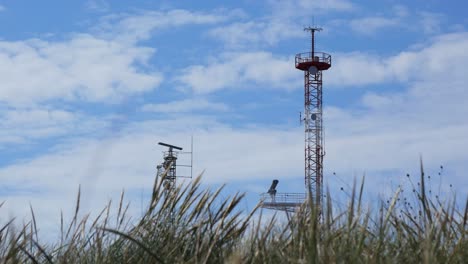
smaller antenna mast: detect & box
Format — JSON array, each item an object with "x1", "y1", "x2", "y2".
[
  {"x1": 156, "y1": 140, "x2": 193, "y2": 192},
  {"x1": 157, "y1": 142, "x2": 182, "y2": 191},
  {"x1": 190, "y1": 135, "x2": 193, "y2": 179}
]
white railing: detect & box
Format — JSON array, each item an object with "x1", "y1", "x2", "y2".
[
  {"x1": 261, "y1": 192, "x2": 306, "y2": 204},
  {"x1": 295, "y1": 52, "x2": 331, "y2": 67}
]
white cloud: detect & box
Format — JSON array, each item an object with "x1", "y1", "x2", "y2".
[
  {"x1": 331, "y1": 5, "x2": 444, "y2": 36},
  {"x1": 417, "y1": 11, "x2": 444, "y2": 34},
  {"x1": 268, "y1": 0, "x2": 354, "y2": 17},
  {"x1": 96, "y1": 9, "x2": 239, "y2": 43},
  {"x1": 209, "y1": 0, "x2": 355, "y2": 48},
  {"x1": 392, "y1": 5, "x2": 409, "y2": 18},
  {"x1": 208, "y1": 19, "x2": 302, "y2": 48},
  {"x1": 0, "y1": 8, "x2": 245, "y2": 105},
  {"x1": 350, "y1": 17, "x2": 400, "y2": 35},
  {"x1": 328, "y1": 52, "x2": 389, "y2": 86},
  {"x1": 85, "y1": 0, "x2": 110, "y2": 12},
  {"x1": 325, "y1": 97, "x2": 468, "y2": 177},
  {"x1": 346, "y1": 5, "x2": 410, "y2": 35},
  {"x1": 0, "y1": 34, "x2": 161, "y2": 104},
  {"x1": 329, "y1": 32, "x2": 468, "y2": 87},
  {"x1": 323, "y1": 33, "x2": 468, "y2": 175},
  {"x1": 141, "y1": 98, "x2": 228, "y2": 113},
  {"x1": 361, "y1": 92, "x2": 399, "y2": 109},
  {"x1": 178, "y1": 52, "x2": 298, "y2": 93},
  {"x1": 0, "y1": 107, "x2": 107, "y2": 147}
]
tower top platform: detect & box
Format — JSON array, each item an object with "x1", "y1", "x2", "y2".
[{"x1": 295, "y1": 52, "x2": 331, "y2": 71}]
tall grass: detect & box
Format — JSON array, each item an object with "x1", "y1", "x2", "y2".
[{"x1": 0, "y1": 163, "x2": 467, "y2": 263}]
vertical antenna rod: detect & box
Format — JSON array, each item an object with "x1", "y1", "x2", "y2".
[
  {"x1": 304, "y1": 27, "x2": 322, "y2": 58},
  {"x1": 190, "y1": 135, "x2": 193, "y2": 179}
]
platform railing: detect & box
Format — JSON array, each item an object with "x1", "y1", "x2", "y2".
[
  {"x1": 261, "y1": 192, "x2": 307, "y2": 204},
  {"x1": 295, "y1": 52, "x2": 331, "y2": 67}
]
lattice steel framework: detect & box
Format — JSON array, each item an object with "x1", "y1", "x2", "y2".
[
  {"x1": 296, "y1": 27, "x2": 331, "y2": 207},
  {"x1": 303, "y1": 68, "x2": 323, "y2": 205},
  {"x1": 156, "y1": 142, "x2": 183, "y2": 192}
]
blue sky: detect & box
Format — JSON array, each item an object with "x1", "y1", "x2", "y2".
[{"x1": 0, "y1": 0, "x2": 467, "y2": 237}]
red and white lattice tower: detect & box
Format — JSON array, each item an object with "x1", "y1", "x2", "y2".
[
  {"x1": 295, "y1": 27, "x2": 331, "y2": 206},
  {"x1": 260, "y1": 28, "x2": 331, "y2": 213}
]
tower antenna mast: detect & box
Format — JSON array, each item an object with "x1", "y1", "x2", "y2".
[
  {"x1": 156, "y1": 141, "x2": 193, "y2": 192},
  {"x1": 304, "y1": 26, "x2": 322, "y2": 58}
]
